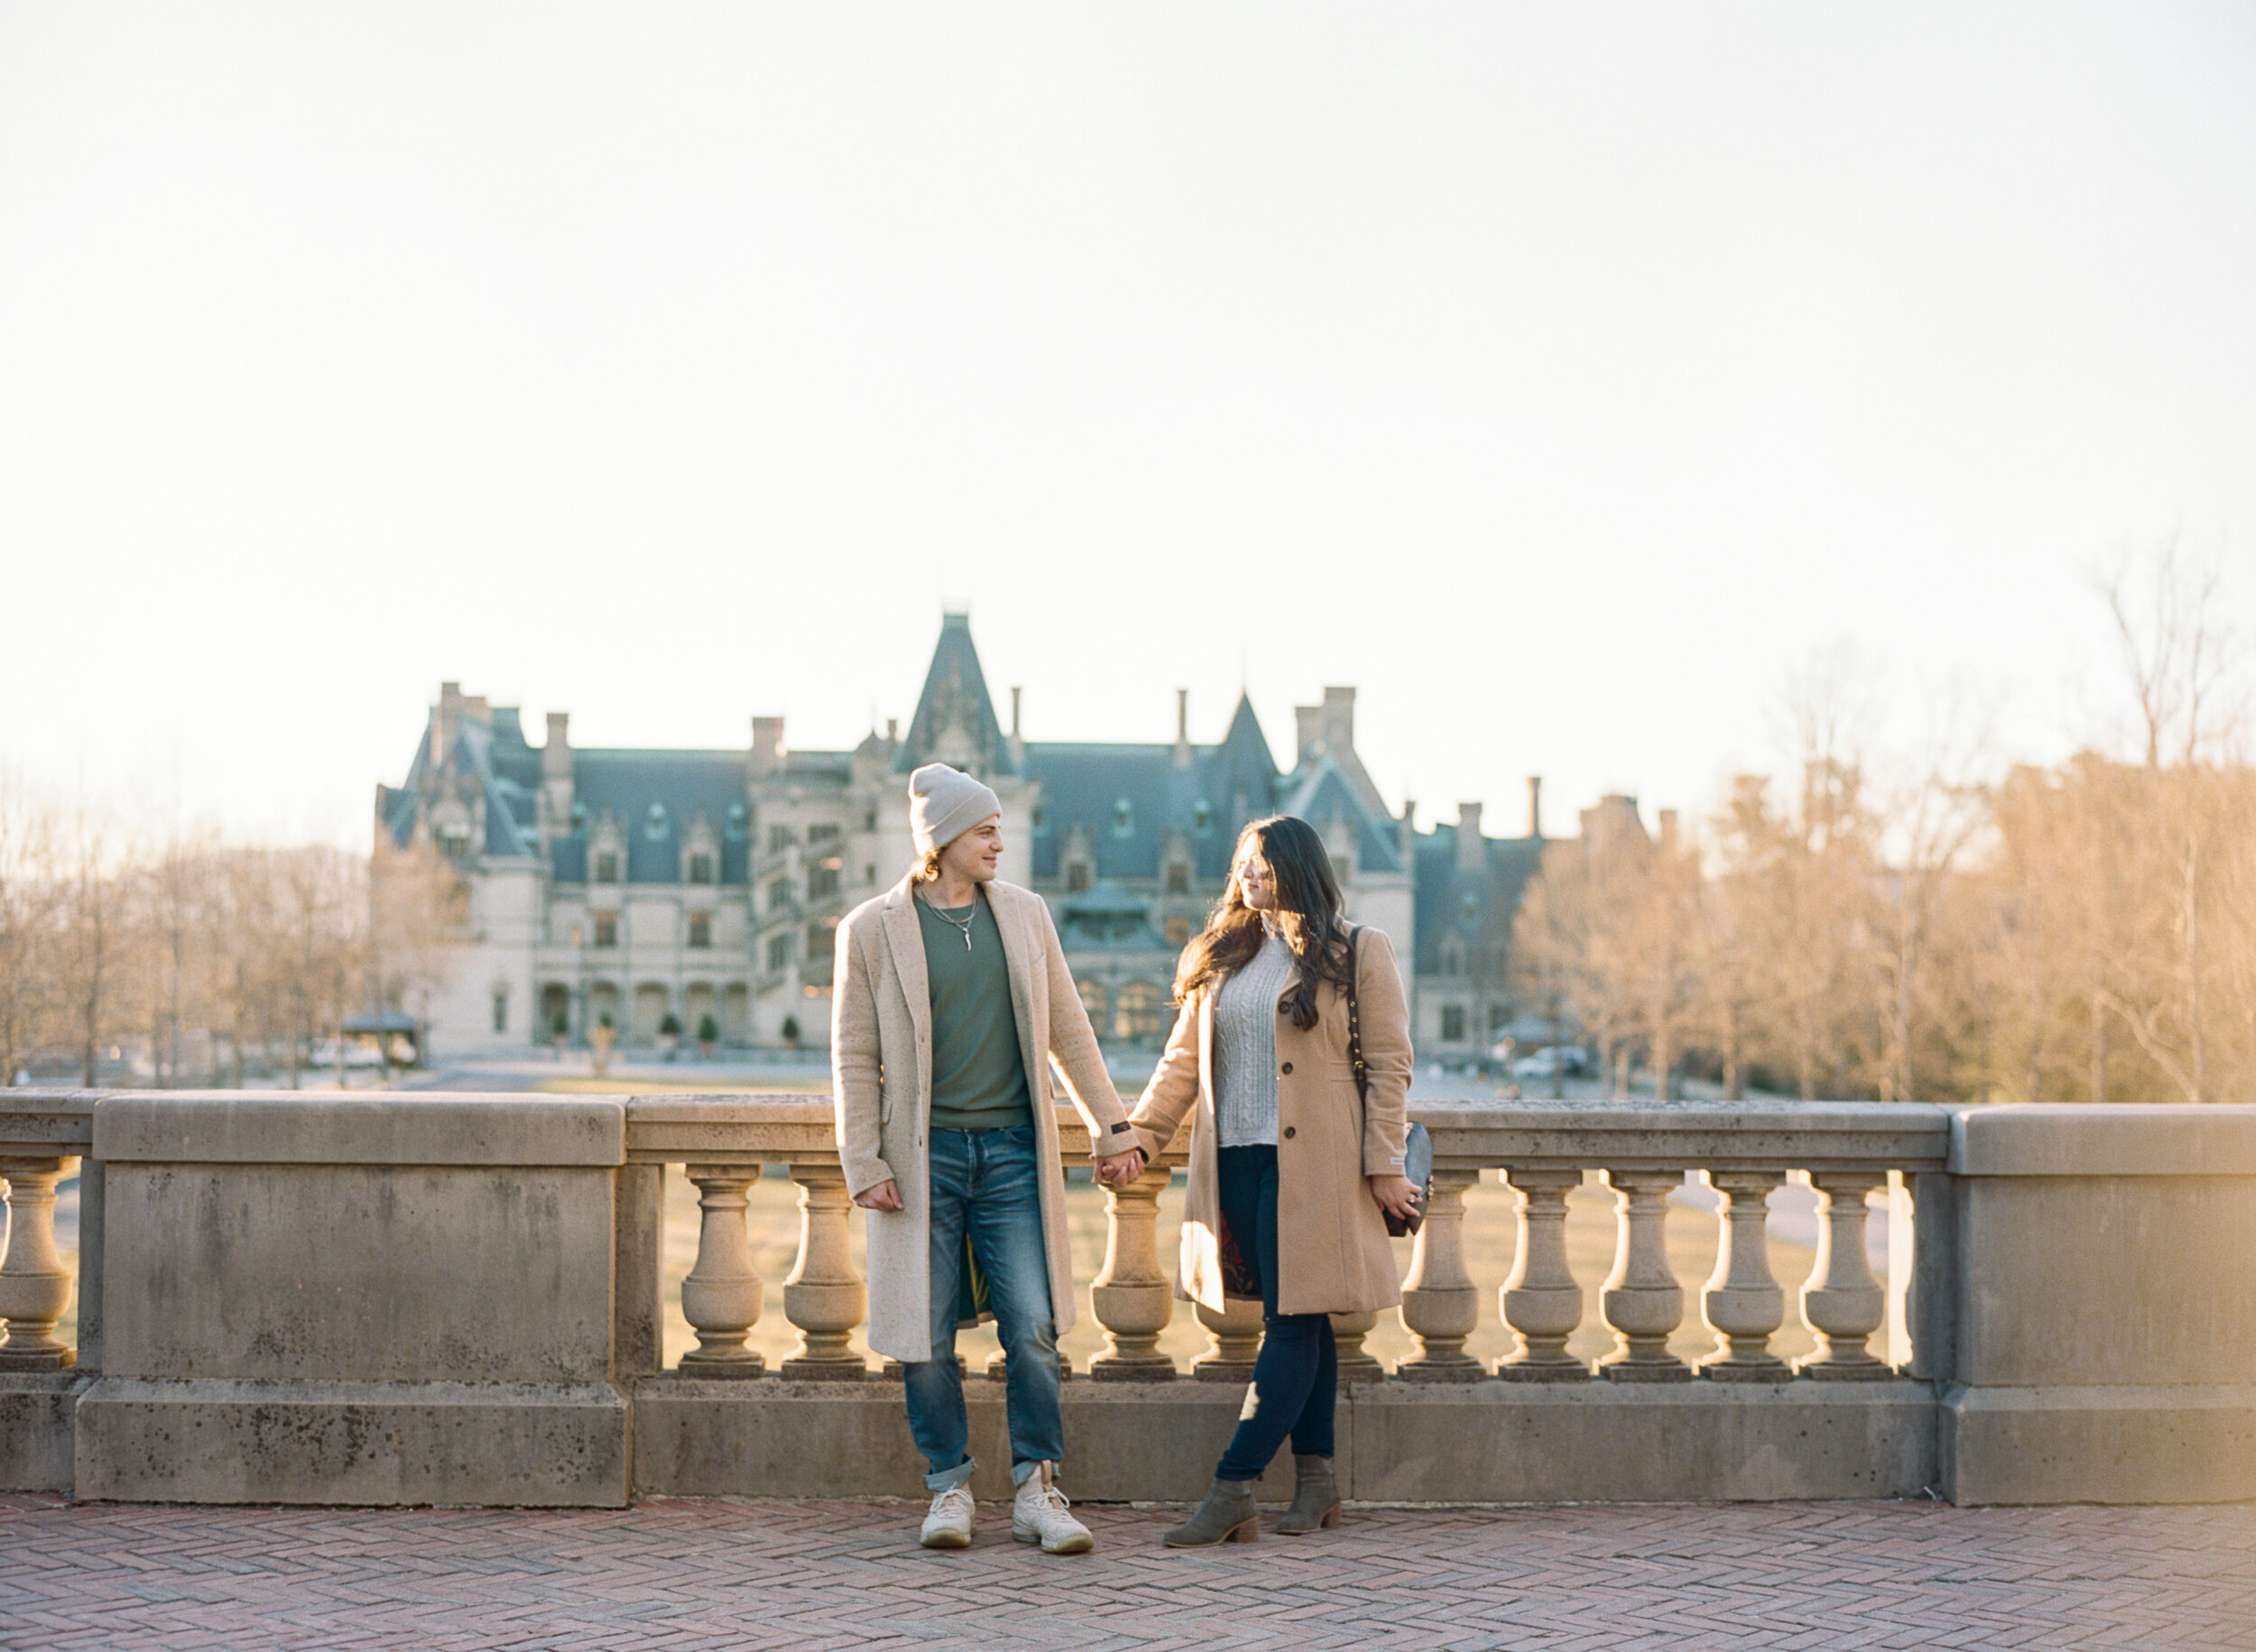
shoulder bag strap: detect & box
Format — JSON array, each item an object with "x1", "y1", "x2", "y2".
[{"x1": 1345, "y1": 923, "x2": 1368, "y2": 1104}]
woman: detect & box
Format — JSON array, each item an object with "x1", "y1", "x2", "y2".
[{"x1": 1122, "y1": 815, "x2": 1419, "y2": 1546}]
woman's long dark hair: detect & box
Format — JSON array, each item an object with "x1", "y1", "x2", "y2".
[{"x1": 1175, "y1": 815, "x2": 1355, "y2": 1029}]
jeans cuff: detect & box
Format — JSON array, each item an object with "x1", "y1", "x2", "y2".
[
  {"x1": 924, "y1": 1459, "x2": 977, "y2": 1492},
  {"x1": 1009, "y1": 1459, "x2": 1051, "y2": 1488}
]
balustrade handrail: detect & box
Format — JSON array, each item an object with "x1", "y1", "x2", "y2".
[{"x1": 0, "y1": 1087, "x2": 1944, "y2": 1389}]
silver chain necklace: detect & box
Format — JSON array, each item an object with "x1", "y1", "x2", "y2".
[{"x1": 921, "y1": 891, "x2": 977, "y2": 950}]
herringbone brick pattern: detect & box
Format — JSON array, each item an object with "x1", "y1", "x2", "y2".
[{"x1": 5, "y1": 1493, "x2": 2252, "y2": 1651}]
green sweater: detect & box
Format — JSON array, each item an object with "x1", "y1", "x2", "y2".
[{"x1": 917, "y1": 889, "x2": 1034, "y2": 1131}]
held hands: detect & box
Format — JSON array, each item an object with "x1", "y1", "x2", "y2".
[
  {"x1": 1095, "y1": 1148, "x2": 1148, "y2": 1187},
  {"x1": 1367, "y1": 1173, "x2": 1421, "y2": 1223}
]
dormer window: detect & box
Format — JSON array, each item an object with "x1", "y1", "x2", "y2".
[
  {"x1": 1067, "y1": 860, "x2": 1091, "y2": 893},
  {"x1": 1193, "y1": 800, "x2": 1213, "y2": 833},
  {"x1": 594, "y1": 852, "x2": 620, "y2": 883},
  {"x1": 687, "y1": 852, "x2": 715, "y2": 885},
  {"x1": 1165, "y1": 863, "x2": 1189, "y2": 896},
  {"x1": 1113, "y1": 798, "x2": 1134, "y2": 838},
  {"x1": 645, "y1": 802, "x2": 670, "y2": 838}
]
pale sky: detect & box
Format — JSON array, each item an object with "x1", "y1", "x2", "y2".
[{"x1": 4, "y1": 5, "x2": 2251, "y2": 846}]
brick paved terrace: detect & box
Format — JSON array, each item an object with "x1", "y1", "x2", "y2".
[{"x1": 7, "y1": 1492, "x2": 2256, "y2": 1651}]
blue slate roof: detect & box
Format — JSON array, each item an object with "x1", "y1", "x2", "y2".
[
  {"x1": 1411, "y1": 826, "x2": 1546, "y2": 975},
  {"x1": 893, "y1": 612, "x2": 1020, "y2": 778},
  {"x1": 559, "y1": 750, "x2": 755, "y2": 885},
  {"x1": 1056, "y1": 881, "x2": 1175, "y2": 953},
  {"x1": 383, "y1": 709, "x2": 541, "y2": 858},
  {"x1": 1022, "y1": 692, "x2": 1406, "y2": 884}
]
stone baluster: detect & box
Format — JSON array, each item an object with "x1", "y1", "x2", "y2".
[
  {"x1": 1329, "y1": 1311, "x2": 1386, "y2": 1383},
  {"x1": 780, "y1": 1163, "x2": 867, "y2": 1380},
  {"x1": 1398, "y1": 1169, "x2": 1483, "y2": 1381},
  {"x1": 0, "y1": 1158, "x2": 77, "y2": 1371},
  {"x1": 1597, "y1": 1169, "x2": 1692, "y2": 1381},
  {"x1": 1497, "y1": 1168, "x2": 1587, "y2": 1380},
  {"x1": 676, "y1": 1166, "x2": 766, "y2": 1377},
  {"x1": 1697, "y1": 1169, "x2": 1790, "y2": 1382},
  {"x1": 1798, "y1": 1171, "x2": 1889, "y2": 1379},
  {"x1": 1192, "y1": 1297, "x2": 1262, "y2": 1381},
  {"x1": 1089, "y1": 1160, "x2": 1176, "y2": 1380}
]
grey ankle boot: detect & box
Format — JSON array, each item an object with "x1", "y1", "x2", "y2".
[
  {"x1": 1274, "y1": 1455, "x2": 1341, "y2": 1535},
  {"x1": 1162, "y1": 1476, "x2": 1259, "y2": 1547}
]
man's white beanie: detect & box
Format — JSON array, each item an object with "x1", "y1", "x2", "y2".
[{"x1": 909, "y1": 763, "x2": 1003, "y2": 856}]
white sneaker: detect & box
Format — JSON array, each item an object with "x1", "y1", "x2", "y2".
[
  {"x1": 1012, "y1": 1463, "x2": 1094, "y2": 1554},
  {"x1": 920, "y1": 1484, "x2": 975, "y2": 1549}
]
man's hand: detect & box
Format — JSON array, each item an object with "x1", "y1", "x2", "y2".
[
  {"x1": 1367, "y1": 1173, "x2": 1421, "y2": 1222},
  {"x1": 854, "y1": 1178, "x2": 904, "y2": 1213},
  {"x1": 1094, "y1": 1148, "x2": 1147, "y2": 1187}
]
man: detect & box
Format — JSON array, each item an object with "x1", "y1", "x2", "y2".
[{"x1": 833, "y1": 762, "x2": 1146, "y2": 1553}]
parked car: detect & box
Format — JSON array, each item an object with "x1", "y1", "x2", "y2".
[
  {"x1": 310, "y1": 1038, "x2": 384, "y2": 1070},
  {"x1": 1511, "y1": 1046, "x2": 1589, "y2": 1080}
]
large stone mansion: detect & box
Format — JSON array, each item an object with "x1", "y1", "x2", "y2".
[{"x1": 377, "y1": 614, "x2": 1580, "y2": 1064}]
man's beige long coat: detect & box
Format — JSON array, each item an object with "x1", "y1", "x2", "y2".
[
  {"x1": 1128, "y1": 926, "x2": 1415, "y2": 1319},
  {"x1": 832, "y1": 873, "x2": 1134, "y2": 1363}
]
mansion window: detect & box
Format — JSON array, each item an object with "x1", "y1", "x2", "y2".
[
  {"x1": 1440, "y1": 1004, "x2": 1466, "y2": 1042},
  {"x1": 767, "y1": 825, "x2": 794, "y2": 854},
  {"x1": 687, "y1": 852, "x2": 715, "y2": 885},
  {"x1": 594, "y1": 913, "x2": 619, "y2": 948},
  {"x1": 806, "y1": 919, "x2": 837, "y2": 973},
  {"x1": 688, "y1": 912, "x2": 712, "y2": 949},
  {"x1": 594, "y1": 852, "x2": 620, "y2": 883},
  {"x1": 808, "y1": 859, "x2": 840, "y2": 901},
  {"x1": 1077, "y1": 978, "x2": 1111, "y2": 1029},
  {"x1": 809, "y1": 822, "x2": 840, "y2": 845},
  {"x1": 768, "y1": 877, "x2": 792, "y2": 913},
  {"x1": 1066, "y1": 861, "x2": 1090, "y2": 893},
  {"x1": 1115, "y1": 980, "x2": 1165, "y2": 1041},
  {"x1": 1490, "y1": 1003, "x2": 1511, "y2": 1035},
  {"x1": 765, "y1": 933, "x2": 791, "y2": 972},
  {"x1": 1164, "y1": 863, "x2": 1189, "y2": 895}
]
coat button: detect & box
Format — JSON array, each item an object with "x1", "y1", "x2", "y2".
[
  {"x1": 1281, "y1": 1062, "x2": 1293, "y2": 1075},
  {"x1": 1282, "y1": 1126, "x2": 1297, "y2": 1139}
]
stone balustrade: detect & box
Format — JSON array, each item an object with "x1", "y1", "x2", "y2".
[{"x1": 5, "y1": 1090, "x2": 2253, "y2": 1508}]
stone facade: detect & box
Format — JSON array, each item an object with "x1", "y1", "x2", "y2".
[{"x1": 378, "y1": 614, "x2": 1559, "y2": 1057}]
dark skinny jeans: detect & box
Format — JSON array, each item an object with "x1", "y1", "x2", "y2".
[{"x1": 1214, "y1": 1144, "x2": 1337, "y2": 1481}]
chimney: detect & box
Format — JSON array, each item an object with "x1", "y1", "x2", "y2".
[
  {"x1": 885, "y1": 716, "x2": 898, "y2": 747},
  {"x1": 751, "y1": 715, "x2": 785, "y2": 778},
  {"x1": 1320, "y1": 687, "x2": 1355, "y2": 755},
  {"x1": 1456, "y1": 801, "x2": 1484, "y2": 872},
  {"x1": 1399, "y1": 798, "x2": 1416, "y2": 862},
  {"x1": 1295, "y1": 706, "x2": 1322, "y2": 766},
  {"x1": 1527, "y1": 775, "x2": 1543, "y2": 840},
  {"x1": 1659, "y1": 808, "x2": 1680, "y2": 851},
  {"x1": 1010, "y1": 687, "x2": 1022, "y2": 742},
  {"x1": 433, "y1": 681, "x2": 465, "y2": 766},
  {"x1": 1173, "y1": 689, "x2": 1192, "y2": 768},
  {"x1": 543, "y1": 712, "x2": 572, "y2": 777}
]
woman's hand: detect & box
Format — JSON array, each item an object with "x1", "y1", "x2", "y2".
[
  {"x1": 1095, "y1": 1148, "x2": 1147, "y2": 1187},
  {"x1": 854, "y1": 1178, "x2": 904, "y2": 1213},
  {"x1": 1367, "y1": 1173, "x2": 1421, "y2": 1223}
]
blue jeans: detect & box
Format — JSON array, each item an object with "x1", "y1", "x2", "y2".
[
  {"x1": 1214, "y1": 1144, "x2": 1337, "y2": 1481},
  {"x1": 902, "y1": 1123, "x2": 1064, "y2": 1490}
]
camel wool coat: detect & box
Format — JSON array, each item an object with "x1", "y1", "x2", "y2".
[
  {"x1": 832, "y1": 873, "x2": 1136, "y2": 1363},
  {"x1": 1128, "y1": 925, "x2": 1416, "y2": 1319}
]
